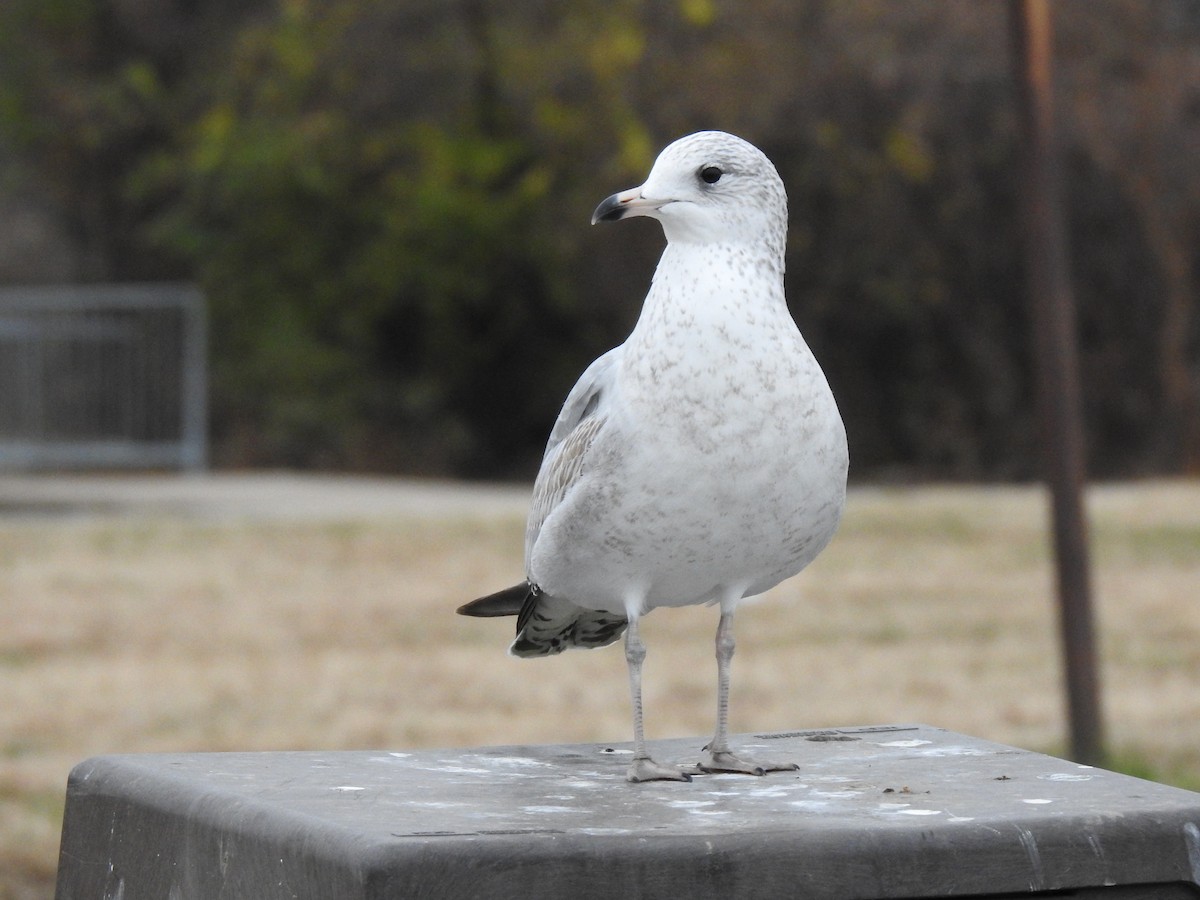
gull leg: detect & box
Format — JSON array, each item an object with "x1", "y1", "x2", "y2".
[
  {"x1": 696, "y1": 607, "x2": 799, "y2": 776},
  {"x1": 625, "y1": 617, "x2": 691, "y2": 782}
]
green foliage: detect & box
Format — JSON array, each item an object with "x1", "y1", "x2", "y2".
[
  {"x1": 1, "y1": 0, "x2": 1196, "y2": 477},
  {"x1": 130, "y1": 0, "x2": 622, "y2": 471}
]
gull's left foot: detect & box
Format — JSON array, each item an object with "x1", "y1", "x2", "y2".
[
  {"x1": 627, "y1": 755, "x2": 694, "y2": 783},
  {"x1": 695, "y1": 749, "x2": 800, "y2": 776}
]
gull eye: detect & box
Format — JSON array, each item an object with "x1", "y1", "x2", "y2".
[{"x1": 699, "y1": 165, "x2": 723, "y2": 185}]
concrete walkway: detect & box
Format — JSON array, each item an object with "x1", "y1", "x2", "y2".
[{"x1": 0, "y1": 472, "x2": 531, "y2": 522}]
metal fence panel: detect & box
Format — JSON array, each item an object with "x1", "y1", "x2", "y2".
[{"x1": 0, "y1": 284, "x2": 207, "y2": 471}]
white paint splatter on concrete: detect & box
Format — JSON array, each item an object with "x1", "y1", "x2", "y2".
[
  {"x1": 406, "y1": 801, "x2": 468, "y2": 809},
  {"x1": 429, "y1": 765, "x2": 491, "y2": 775},
  {"x1": 811, "y1": 789, "x2": 862, "y2": 799},
  {"x1": 788, "y1": 800, "x2": 831, "y2": 811}
]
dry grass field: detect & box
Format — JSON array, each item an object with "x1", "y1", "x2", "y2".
[{"x1": 2, "y1": 476, "x2": 1199, "y2": 898}]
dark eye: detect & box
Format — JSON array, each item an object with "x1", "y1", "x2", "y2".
[{"x1": 699, "y1": 165, "x2": 723, "y2": 184}]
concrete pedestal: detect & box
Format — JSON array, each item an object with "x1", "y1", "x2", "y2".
[{"x1": 54, "y1": 724, "x2": 1200, "y2": 899}]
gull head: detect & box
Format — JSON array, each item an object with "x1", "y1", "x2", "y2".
[{"x1": 591, "y1": 131, "x2": 787, "y2": 251}]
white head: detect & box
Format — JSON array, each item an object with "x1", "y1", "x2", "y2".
[{"x1": 592, "y1": 131, "x2": 787, "y2": 256}]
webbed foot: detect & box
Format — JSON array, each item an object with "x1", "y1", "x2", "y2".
[
  {"x1": 695, "y1": 749, "x2": 799, "y2": 776},
  {"x1": 627, "y1": 756, "x2": 693, "y2": 783}
]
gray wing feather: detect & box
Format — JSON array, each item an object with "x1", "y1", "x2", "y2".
[{"x1": 524, "y1": 346, "x2": 622, "y2": 572}]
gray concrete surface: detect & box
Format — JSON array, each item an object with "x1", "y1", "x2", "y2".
[
  {"x1": 0, "y1": 472, "x2": 531, "y2": 522},
  {"x1": 54, "y1": 724, "x2": 1200, "y2": 899}
]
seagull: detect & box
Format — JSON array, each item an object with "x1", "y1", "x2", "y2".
[{"x1": 457, "y1": 131, "x2": 848, "y2": 782}]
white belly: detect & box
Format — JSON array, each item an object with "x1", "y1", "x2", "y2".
[{"x1": 530, "y1": 324, "x2": 848, "y2": 615}]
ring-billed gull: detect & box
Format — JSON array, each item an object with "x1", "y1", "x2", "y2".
[{"x1": 458, "y1": 131, "x2": 848, "y2": 782}]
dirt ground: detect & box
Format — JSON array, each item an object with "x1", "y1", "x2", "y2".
[{"x1": 1, "y1": 474, "x2": 1198, "y2": 898}]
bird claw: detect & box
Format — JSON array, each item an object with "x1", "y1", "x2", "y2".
[
  {"x1": 695, "y1": 749, "x2": 799, "y2": 776},
  {"x1": 627, "y1": 756, "x2": 694, "y2": 783}
]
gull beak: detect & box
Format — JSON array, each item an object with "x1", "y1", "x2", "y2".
[{"x1": 591, "y1": 187, "x2": 669, "y2": 224}]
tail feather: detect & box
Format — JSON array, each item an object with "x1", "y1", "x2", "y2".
[
  {"x1": 457, "y1": 581, "x2": 627, "y2": 657},
  {"x1": 456, "y1": 583, "x2": 530, "y2": 617}
]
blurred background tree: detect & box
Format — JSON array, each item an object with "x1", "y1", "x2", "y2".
[{"x1": 1, "y1": 0, "x2": 1197, "y2": 479}]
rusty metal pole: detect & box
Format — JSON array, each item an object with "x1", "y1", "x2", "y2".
[{"x1": 1009, "y1": 0, "x2": 1105, "y2": 765}]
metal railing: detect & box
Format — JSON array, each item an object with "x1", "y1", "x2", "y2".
[{"x1": 0, "y1": 283, "x2": 207, "y2": 471}]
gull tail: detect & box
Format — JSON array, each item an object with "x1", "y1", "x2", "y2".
[
  {"x1": 457, "y1": 583, "x2": 530, "y2": 618},
  {"x1": 458, "y1": 581, "x2": 628, "y2": 658}
]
